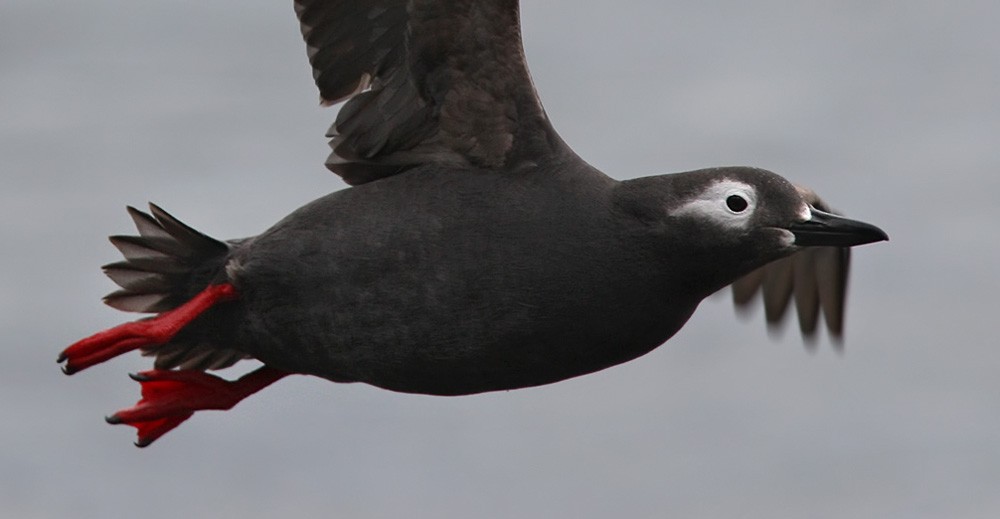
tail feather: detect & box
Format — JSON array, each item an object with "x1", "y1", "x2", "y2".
[
  {"x1": 148, "y1": 204, "x2": 227, "y2": 253},
  {"x1": 101, "y1": 203, "x2": 229, "y2": 314},
  {"x1": 148, "y1": 341, "x2": 245, "y2": 371},
  {"x1": 126, "y1": 204, "x2": 174, "y2": 239},
  {"x1": 100, "y1": 203, "x2": 249, "y2": 370},
  {"x1": 110, "y1": 234, "x2": 194, "y2": 259},
  {"x1": 103, "y1": 268, "x2": 173, "y2": 293}
]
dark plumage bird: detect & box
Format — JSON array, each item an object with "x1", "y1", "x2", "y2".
[{"x1": 59, "y1": 0, "x2": 887, "y2": 447}]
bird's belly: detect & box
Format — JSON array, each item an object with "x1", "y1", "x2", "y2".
[
  {"x1": 230, "y1": 177, "x2": 692, "y2": 395},
  {"x1": 234, "y1": 246, "x2": 692, "y2": 396},
  {"x1": 246, "y1": 297, "x2": 687, "y2": 396}
]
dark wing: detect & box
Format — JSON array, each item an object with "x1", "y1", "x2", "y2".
[
  {"x1": 294, "y1": 0, "x2": 569, "y2": 185},
  {"x1": 731, "y1": 188, "x2": 851, "y2": 348}
]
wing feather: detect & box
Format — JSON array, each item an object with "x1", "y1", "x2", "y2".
[
  {"x1": 731, "y1": 188, "x2": 853, "y2": 346},
  {"x1": 293, "y1": 0, "x2": 569, "y2": 185}
]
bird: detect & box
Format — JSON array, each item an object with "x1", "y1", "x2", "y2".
[{"x1": 58, "y1": 0, "x2": 887, "y2": 447}]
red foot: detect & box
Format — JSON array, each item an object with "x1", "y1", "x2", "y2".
[
  {"x1": 58, "y1": 284, "x2": 238, "y2": 374},
  {"x1": 107, "y1": 366, "x2": 288, "y2": 447}
]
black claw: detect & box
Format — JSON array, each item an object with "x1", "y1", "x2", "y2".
[
  {"x1": 57, "y1": 352, "x2": 67, "y2": 363},
  {"x1": 128, "y1": 372, "x2": 150, "y2": 382},
  {"x1": 134, "y1": 438, "x2": 152, "y2": 448},
  {"x1": 61, "y1": 365, "x2": 77, "y2": 376},
  {"x1": 105, "y1": 414, "x2": 122, "y2": 425}
]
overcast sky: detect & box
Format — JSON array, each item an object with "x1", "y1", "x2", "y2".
[{"x1": 3, "y1": 1, "x2": 999, "y2": 518}]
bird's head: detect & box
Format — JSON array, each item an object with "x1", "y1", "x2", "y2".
[{"x1": 618, "y1": 166, "x2": 887, "y2": 296}]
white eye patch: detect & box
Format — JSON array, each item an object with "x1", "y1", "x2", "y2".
[{"x1": 670, "y1": 180, "x2": 757, "y2": 230}]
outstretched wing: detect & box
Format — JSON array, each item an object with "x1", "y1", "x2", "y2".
[
  {"x1": 294, "y1": 0, "x2": 569, "y2": 185},
  {"x1": 730, "y1": 187, "x2": 852, "y2": 347}
]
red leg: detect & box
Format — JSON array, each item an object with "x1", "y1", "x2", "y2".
[
  {"x1": 58, "y1": 283, "x2": 238, "y2": 374},
  {"x1": 107, "y1": 366, "x2": 289, "y2": 447}
]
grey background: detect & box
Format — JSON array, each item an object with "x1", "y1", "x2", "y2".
[{"x1": 3, "y1": 1, "x2": 997, "y2": 517}]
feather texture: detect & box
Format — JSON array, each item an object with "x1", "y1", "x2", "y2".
[
  {"x1": 101, "y1": 204, "x2": 248, "y2": 370},
  {"x1": 293, "y1": 0, "x2": 568, "y2": 184}
]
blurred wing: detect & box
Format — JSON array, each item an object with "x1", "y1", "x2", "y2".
[
  {"x1": 294, "y1": 0, "x2": 569, "y2": 185},
  {"x1": 731, "y1": 187, "x2": 851, "y2": 348}
]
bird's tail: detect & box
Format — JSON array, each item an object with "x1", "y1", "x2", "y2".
[
  {"x1": 102, "y1": 203, "x2": 231, "y2": 314},
  {"x1": 97, "y1": 204, "x2": 250, "y2": 371}
]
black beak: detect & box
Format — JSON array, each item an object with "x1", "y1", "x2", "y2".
[{"x1": 788, "y1": 208, "x2": 888, "y2": 247}]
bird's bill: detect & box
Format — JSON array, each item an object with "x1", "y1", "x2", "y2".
[{"x1": 788, "y1": 208, "x2": 889, "y2": 247}]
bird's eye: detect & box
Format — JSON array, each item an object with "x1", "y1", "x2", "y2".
[{"x1": 726, "y1": 194, "x2": 749, "y2": 213}]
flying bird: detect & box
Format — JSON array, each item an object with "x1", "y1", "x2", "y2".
[{"x1": 59, "y1": 0, "x2": 887, "y2": 447}]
